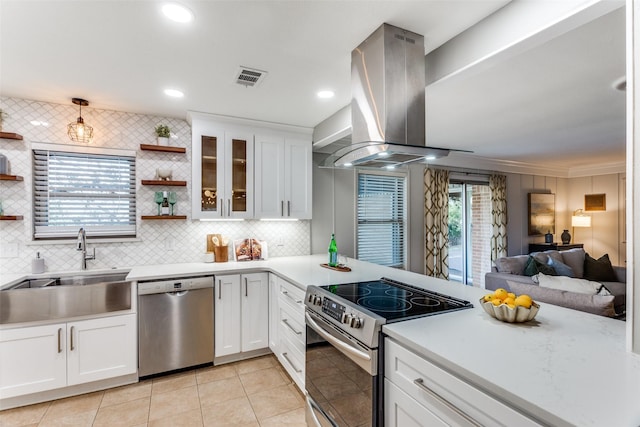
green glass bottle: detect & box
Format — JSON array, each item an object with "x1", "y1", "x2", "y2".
[{"x1": 328, "y1": 233, "x2": 338, "y2": 267}]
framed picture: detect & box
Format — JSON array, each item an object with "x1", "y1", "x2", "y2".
[
  {"x1": 584, "y1": 193, "x2": 606, "y2": 211},
  {"x1": 528, "y1": 193, "x2": 555, "y2": 236}
]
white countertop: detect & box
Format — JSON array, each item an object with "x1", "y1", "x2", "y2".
[{"x1": 3, "y1": 255, "x2": 640, "y2": 426}]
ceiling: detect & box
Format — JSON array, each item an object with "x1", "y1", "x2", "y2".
[{"x1": 0, "y1": 1, "x2": 626, "y2": 173}]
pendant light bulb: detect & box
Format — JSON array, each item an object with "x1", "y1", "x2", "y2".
[{"x1": 68, "y1": 98, "x2": 94, "y2": 143}]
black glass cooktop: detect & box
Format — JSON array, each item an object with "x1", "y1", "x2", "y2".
[{"x1": 320, "y1": 277, "x2": 473, "y2": 322}]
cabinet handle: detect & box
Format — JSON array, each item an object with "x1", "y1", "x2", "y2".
[
  {"x1": 282, "y1": 290, "x2": 302, "y2": 304},
  {"x1": 282, "y1": 319, "x2": 302, "y2": 335},
  {"x1": 70, "y1": 326, "x2": 75, "y2": 351},
  {"x1": 218, "y1": 279, "x2": 222, "y2": 299},
  {"x1": 413, "y1": 378, "x2": 482, "y2": 427},
  {"x1": 57, "y1": 328, "x2": 62, "y2": 353},
  {"x1": 227, "y1": 199, "x2": 231, "y2": 216},
  {"x1": 282, "y1": 352, "x2": 302, "y2": 373},
  {"x1": 220, "y1": 198, "x2": 223, "y2": 217},
  {"x1": 287, "y1": 201, "x2": 291, "y2": 217},
  {"x1": 281, "y1": 200, "x2": 284, "y2": 217},
  {"x1": 245, "y1": 277, "x2": 248, "y2": 297}
]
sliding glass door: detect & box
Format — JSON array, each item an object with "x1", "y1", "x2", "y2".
[{"x1": 448, "y1": 181, "x2": 491, "y2": 286}]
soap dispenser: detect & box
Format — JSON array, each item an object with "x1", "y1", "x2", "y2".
[{"x1": 31, "y1": 252, "x2": 45, "y2": 274}]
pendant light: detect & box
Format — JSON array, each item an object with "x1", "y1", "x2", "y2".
[{"x1": 67, "y1": 98, "x2": 94, "y2": 143}]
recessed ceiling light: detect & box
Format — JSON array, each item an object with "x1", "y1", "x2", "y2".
[
  {"x1": 162, "y1": 3, "x2": 194, "y2": 23},
  {"x1": 425, "y1": 155, "x2": 436, "y2": 160},
  {"x1": 344, "y1": 162, "x2": 353, "y2": 167},
  {"x1": 164, "y1": 88, "x2": 184, "y2": 98},
  {"x1": 385, "y1": 165, "x2": 396, "y2": 170},
  {"x1": 378, "y1": 152, "x2": 389, "y2": 157},
  {"x1": 317, "y1": 90, "x2": 335, "y2": 99}
]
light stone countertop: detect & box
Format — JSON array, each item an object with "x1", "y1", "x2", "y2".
[{"x1": 3, "y1": 254, "x2": 639, "y2": 426}]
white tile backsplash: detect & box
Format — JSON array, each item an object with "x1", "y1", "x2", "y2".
[{"x1": 0, "y1": 97, "x2": 310, "y2": 274}]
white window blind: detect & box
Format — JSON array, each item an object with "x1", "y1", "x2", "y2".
[
  {"x1": 33, "y1": 149, "x2": 136, "y2": 239},
  {"x1": 357, "y1": 173, "x2": 406, "y2": 268}
]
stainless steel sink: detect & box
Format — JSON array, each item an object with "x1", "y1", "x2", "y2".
[
  {"x1": 2, "y1": 272, "x2": 129, "y2": 290},
  {"x1": 0, "y1": 271, "x2": 132, "y2": 324}
]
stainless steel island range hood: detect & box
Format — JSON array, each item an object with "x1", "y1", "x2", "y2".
[{"x1": 322, "y1": 23, "x2": 467, "y2": 168}]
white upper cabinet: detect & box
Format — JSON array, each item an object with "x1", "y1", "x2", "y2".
[
  {"x1": 255, "y1": 134, "x2": 312, "y2": 219},
  {"x1": 189, "y1": 112, "x2": 312, "y2": 220},
  {"x1": 191, "y1": 117, "x2": 254, "y2": 219}
]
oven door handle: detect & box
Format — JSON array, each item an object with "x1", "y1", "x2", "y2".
[{"x1": 305, "y1": 312, "x2": 371, "y2": 363}]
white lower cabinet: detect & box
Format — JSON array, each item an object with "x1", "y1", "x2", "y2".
[
  {"x1": 0, "y1": 314, "x2": 136, "y2": 400},
  {"x1": 385, "y1": 338, "x2": 541, "y2": 427},
  {"x1": 271, "y1": 275, "x2": 305, "y2": 391},
  {"x1": 67, "y1": 315, "x2": 137, "y2": 385},
  {"x1": 215, "y1": 273, "x2": 269, "y2": 358}
]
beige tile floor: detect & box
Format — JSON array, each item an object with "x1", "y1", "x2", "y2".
[{"x1": 0, "y1": 355, "x2": 307, "y2": 427}]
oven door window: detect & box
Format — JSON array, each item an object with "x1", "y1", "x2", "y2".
[{"x1": 305, "y1": 317, "x2": 377, "y2": 426}]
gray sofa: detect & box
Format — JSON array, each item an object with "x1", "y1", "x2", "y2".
[{"x1": 485, "y1": 248, "x2": 626, "y2": 316}]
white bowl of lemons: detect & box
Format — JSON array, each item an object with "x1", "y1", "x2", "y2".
[{"x1": 480, "y1": 288, "x2": 540, "y2": 323}]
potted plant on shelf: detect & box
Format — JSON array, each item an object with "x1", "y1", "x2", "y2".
[{"x1": 155, "y1": 124, "x2": 171, "y2": 146}]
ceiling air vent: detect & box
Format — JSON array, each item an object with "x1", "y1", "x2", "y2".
[{"x1": 235, "y1": 66, "x2": 267, "y2": 87}]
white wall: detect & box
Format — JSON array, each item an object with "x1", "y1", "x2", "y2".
[{"x1": 0, "y1": 97, "x2": 310, "y2": 274}]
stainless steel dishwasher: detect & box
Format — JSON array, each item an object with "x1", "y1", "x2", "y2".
[{"x1": 138, "y1": 276, "x2": 214, "y2": 377}]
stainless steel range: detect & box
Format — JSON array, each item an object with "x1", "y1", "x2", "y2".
[{"x1": 304, "y1": 277, "x2": 473, "y2": 427}]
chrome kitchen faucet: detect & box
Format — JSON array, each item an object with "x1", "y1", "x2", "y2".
[{"x1": 76, "y1": 227, "x2": 96, "y2": 270}]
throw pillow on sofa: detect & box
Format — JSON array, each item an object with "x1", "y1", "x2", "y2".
[
  {"x1": 547, "y1": 257, "x2": 575, "y2": 278},
  {"x1": 494, "y1": 255, "x2": 529, "y2": 275},
  {"x1": 559, "y1": 248, "x2": 586, "y2": 278},
  {"x1": 536, "y1": 272, "x2": 611, "y2": 295},
  {"x1": 583, "y1": 253, "x2": 617, "y2": 282},
  {"x1": 523, "y1": 256, "x2": 556, "y2": 277},
  {"x1": 506, "y1": 281, "x2": 616, "y2": 317}
]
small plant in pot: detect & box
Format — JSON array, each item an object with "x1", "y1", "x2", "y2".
[{"x1": 155, "y1": 124, "x2": 171, "y2": 146}]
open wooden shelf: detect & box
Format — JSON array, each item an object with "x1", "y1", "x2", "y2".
[
  {"x1": 0, "y1": 174, "x2": 24, "y2": 181},
  {"x1": 141, "y1": 180, "x2": 187, "y2": 186},
  {"x1": 139, "y1": 144, "x2": 186, "y2": 153},
  {"x1": 141, "y1": 215, "x2": 187, "y2": 220},
  {"x1": 0, "y1": 215, "x2": 23, "y2": 220},
  {"x1": 0, "y1": 132, "x2": 23, "y2": 140}
]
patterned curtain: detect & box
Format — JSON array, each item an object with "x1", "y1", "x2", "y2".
[
  {"x1": 424, "y1": 168, "x2": 449, "y2": 279},
  {"x1": 489, "y1": 174, "x2": 508, "y2": 261}
]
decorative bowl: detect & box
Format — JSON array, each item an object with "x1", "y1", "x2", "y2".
[{"x1": 480, "y1": 298, "x2": 540, "y2": 323}]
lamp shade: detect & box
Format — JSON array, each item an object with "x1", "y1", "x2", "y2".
[{"x1": 571, "y1": 214, "x2": 591, "y2": 228}]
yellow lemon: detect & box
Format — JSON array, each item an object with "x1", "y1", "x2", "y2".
[
  {"x1": 491, "y1": 298, "x2": 503, "y2": 306},
  {"x1": 514, "y1": 294, "x2": 533, "y2": 309},
  {"x1": 483, "y1": 294, "x2": 494, "y2": 302},
  {"x1": 507, "y1": 303, "x2": 516, "y2": 309},
  {"x1": 503, "y1": 297, "x2": 515, "y2": 306},
  {"x1": 493, "y1": 288, "x2": 508, "y2": 301},
  {"x1": 507, "y1": 292, "x2": 516, "y2": 299}
]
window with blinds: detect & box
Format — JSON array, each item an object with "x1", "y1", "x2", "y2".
[
  {"x1": 33, "y1": 149, "x2": 136, "y2": 239},
  {"x1": 357, "y1": 172, "x2": 406, "y2": 268}
]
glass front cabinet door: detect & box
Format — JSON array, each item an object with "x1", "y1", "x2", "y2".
[{"x1": 191, "y1": 118, "x2": 254, "y2": 219}]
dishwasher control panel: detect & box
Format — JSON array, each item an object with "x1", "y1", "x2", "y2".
[{"x1": 137, "y1": 275, "x2": 214, "y2": 295}]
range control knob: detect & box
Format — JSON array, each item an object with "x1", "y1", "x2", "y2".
[
  {"x1": 341, "y1": 313, "x2": 352, "y2": 324},
  {"x1": 349, "y1": 316, "x2": 363, "y2": 329},
  {"x1": 313, "y1": 295, "x2": 322, "y2": 306}
]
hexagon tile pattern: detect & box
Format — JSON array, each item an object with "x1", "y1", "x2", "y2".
[{"x1": 0, "y1": 97, "x2": 310, "y2": 274}]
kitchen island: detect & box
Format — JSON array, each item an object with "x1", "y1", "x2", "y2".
[{"x1": 2, "y1": 255, "x2": 639, "y2": 426}]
